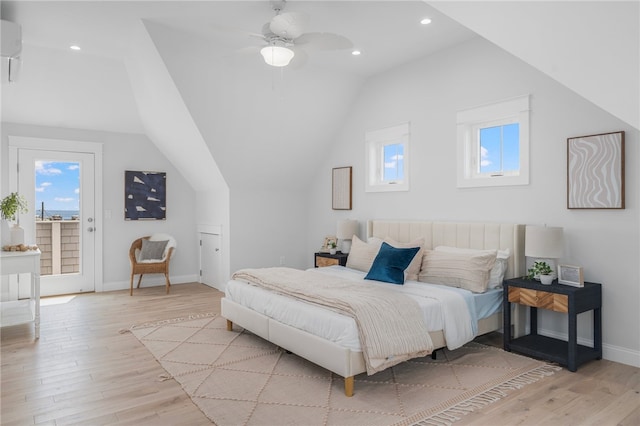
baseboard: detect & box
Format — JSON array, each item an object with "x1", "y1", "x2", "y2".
[
  {"x1": 538, "y1": 327, "x2": 640, "y2": 368},
  {"x1": 102, "y1": 274, "x2": 199, "y2": 293}
]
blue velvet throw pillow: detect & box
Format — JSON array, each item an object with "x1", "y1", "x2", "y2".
[{"x1": 364, "y1": 242, "x2": 420, "y2": 284}]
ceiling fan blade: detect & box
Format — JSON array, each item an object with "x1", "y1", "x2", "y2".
[
  {"x1": 270, "y1": 12, "x2": 309, "y2": 40},
  {"x1": 288, "y1": 46, "x2": 308, "y2": 69},
  {"x1": 294, "y1": 32, "x2": 353, "y2": 51}
]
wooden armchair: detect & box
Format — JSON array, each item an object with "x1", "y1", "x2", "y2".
[{"x1": 129, "y1": 235, "x2": 176, "y2": 295}]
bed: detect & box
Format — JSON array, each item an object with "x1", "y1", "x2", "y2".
[{"x1": 221, "y1": 220, "x2": 526, "y2": 396}]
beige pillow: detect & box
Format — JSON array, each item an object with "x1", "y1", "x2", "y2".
[
  {"x1": 382, "y1": 237, "x2": 424, "y2": 281},
  {"x1": 434, "y1": 246, "x2": 511, "y2": 289},
  {"x1": 418, "y1": 250, "x2": 497, "y2": 293},
  {"x1": 346, "y1": 235, "x2": 382, "y2": 272}
]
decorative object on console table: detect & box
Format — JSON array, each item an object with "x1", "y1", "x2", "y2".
[
  {"x1": 332, "y1": 166, "x2": 352, "y2": 210},
  {"x1": 1, "y1": 192, "x2": 28, "y2": 246},
  {"x1": 567, "y1": 131, "x2": 625, "y2": 209},
  {"x1": 336, "y1": 219, "x2": 358, "y2": 254},
  {"x1": 124, "y1": 171, "x2": 167, "y2": 220},
  {"x1": 558, "y1": 264, "x2": 584, "y2": 287},
  {"x1": 503, "y1": 277, "x2": 602, "y2": 372},
  {"x1": 525, "y1": 225, "x2": 563, "y2": 279},
  {"x1": 315, "y1": 251, "x2": 348, "y2": 268}
]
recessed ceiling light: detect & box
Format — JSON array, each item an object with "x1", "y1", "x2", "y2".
[
  {"x1": 69, "y1": 45, "x2": 81, "y2": 51},
  {"x1": 351, "y1": 50, "x2": 361, "y2": 56},
  {"x1": 420, "y1": 18, "x2": 432, "y2": 25}
]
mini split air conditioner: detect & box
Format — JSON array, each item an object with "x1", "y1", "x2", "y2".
[{"x1": 1, "y1": 19, "x2": 22, "y2": 83}]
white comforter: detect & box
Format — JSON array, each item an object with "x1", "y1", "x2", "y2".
[
  {"x1": 225, "y1": 266, "x2": 477, "y2": 354},
  {"x1": 316, "y1": 266, "x2": 476, "y2": 350},
  {"x1": 231, "y1": 267, "x2": 434, "y2": 375}
]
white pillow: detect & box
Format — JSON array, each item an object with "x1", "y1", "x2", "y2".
[
  {"x1": 346, "y1": 235, "x2": 382, "y2": 272},
  {"x1": 419, "y1": 250, "x2": 497, "y2": 293},
  {"x1": 434, "y1": 246, "x2": 510, "y2": 289}
]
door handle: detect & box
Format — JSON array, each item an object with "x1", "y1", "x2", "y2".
[{"x1": 87, "y1": 227, "x2": 94, "y2": 232}]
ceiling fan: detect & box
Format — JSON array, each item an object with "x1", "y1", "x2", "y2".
[{"x1": 253, "y1": 0, "x2": 353, "y2": 67}]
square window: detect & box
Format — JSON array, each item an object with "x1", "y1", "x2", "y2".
[
  {"x1": 366, "y1": 123, "x2": 410, "y2": 192},
  {"x1": 457, "y1": 95, "x2": 530, "y2": 188}
]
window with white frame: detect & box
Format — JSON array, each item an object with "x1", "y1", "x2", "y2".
[
  {"x1": 457, "y1": 95, "x2": 530, "y2": 188},
  {"x1": 366, "y1": 122, "x2": 410, "y2": 192}
]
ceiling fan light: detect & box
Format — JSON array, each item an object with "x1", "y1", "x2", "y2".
[{"x1": 260, "y1": 45, "x2": 295, "y2": 67}]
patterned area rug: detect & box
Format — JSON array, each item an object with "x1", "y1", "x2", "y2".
[{"x1": 129, "y1": 313, "x2": 558, "y2": 426}]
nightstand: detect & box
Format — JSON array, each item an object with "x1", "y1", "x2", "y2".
[
  {"x1": 314, "y1": 252, "x2": 348, "y2": 268},
  {"x1": 503, "y1": 277, "x2": 602, "y2": 372}
]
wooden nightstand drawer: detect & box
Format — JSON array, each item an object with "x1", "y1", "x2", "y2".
[
  {"x1": 314, "y1": 252, "x2": 348, "y2": 268},
  {"x1": 508, "y1": 287, "x2": 568, "y2": 313},
  {"x1": 316, "y1": 257, "x2": 340, "y2": 267}
]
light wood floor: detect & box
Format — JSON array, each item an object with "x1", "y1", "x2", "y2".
[{"x1": 1, "y1": 283, "x2": 638, "y2": 425}]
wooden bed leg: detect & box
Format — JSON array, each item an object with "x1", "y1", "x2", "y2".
[
  {"x1": 344, "y1": 376, "x2": 354, "y2": 397},
  {"x1": 226, "y1": 320, "x2": 233, "y2": 331}
]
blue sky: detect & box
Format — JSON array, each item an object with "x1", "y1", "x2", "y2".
[
  {"x1": 383, "y1": 143, "x2": 404, "y2": 181},
  {"x1": 480, "y1": 123, "x2": 519, "y2": 173},
  {"x1": 35, "y1": 161, "x2": 80, "y2": 211}
]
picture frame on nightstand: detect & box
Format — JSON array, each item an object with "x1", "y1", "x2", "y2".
[
  {"x1": 558, "y1": 264, "x2": 584, "y2": 287},
  {"x1": 320, "y1": 236, "x2": 338, "y2": 253}
]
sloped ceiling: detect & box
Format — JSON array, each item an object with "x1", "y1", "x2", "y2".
[
  {"x1": 1, "y1": 1, "x2": 477, "y2": 191},
  {"x1": 428, "y1": 1, "x2": 639, "y2": 130},
  {"x1": 1, "y1": 1, "x2": 637, "y2": 193}
]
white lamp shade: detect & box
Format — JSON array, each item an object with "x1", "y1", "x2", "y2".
[
  {"x1": 260, "y1": 45, "x2": 295, "y2": 67},
  {"x1": 337, "y1": 219, "x2": 358, "y2": 240},
  {"x1": 525, "y1": 226, "x2": 564, "y2": 259}
]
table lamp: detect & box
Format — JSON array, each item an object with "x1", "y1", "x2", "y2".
[
  {"x1": 525, "y1": 225, "x2": 564, "y2": 279},
  {"x1": 337, "y1": 219, "x2": 358, "y2": 254}
]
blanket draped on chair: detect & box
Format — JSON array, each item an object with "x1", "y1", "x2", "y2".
[{"x1": 231, "y1": 267, "x2": 434, "y2": 374}]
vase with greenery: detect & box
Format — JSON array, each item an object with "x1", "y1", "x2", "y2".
[
  {"x1": 328, "y1": 241, "x2": 337, "y2": 254},
  {"x1": 1, "y1": 192, "x2": 28, "y2": 246},
  {"x1": 527, "y1": 260, "x2": 554, "y2": 284}
]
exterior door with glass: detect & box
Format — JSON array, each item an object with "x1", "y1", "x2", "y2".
[{"x1": 15, "y1": 149, "x2": 96, "y2": 296}]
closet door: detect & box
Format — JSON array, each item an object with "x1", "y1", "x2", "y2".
[{"x1": 199, "y1": 232, "x2": 222, "y2": 291}]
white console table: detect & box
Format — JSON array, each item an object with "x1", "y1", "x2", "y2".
[{"x1": 0, "y1": 249, "x2": 41, "y2": 339}]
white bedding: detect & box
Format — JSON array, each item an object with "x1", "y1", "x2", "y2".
[{"x1": 225, "y1": 265, "x2": 502, "y2": 352}]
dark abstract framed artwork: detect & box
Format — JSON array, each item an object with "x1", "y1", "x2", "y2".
[{"x1": 124, "y1": 171, "x2": 166, "y2": 220}]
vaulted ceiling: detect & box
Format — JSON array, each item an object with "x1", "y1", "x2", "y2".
[{"x1": 2, "y1": 1, "x2": 637, "y2": 192}]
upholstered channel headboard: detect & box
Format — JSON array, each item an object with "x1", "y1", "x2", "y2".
[{"x1": 367, "y1": 220, "x2": 526, "y2": 279}]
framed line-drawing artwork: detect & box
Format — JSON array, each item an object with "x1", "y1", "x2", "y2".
[
  {"x1": 124, "y1": 171, "x2": 167, "y2": 220},
  {"x1": 332, "y1": 166, "x2": 352, "y2": 210},
  {"x1": 567, "y1": 131, "x2": 625, "y2": 209}
]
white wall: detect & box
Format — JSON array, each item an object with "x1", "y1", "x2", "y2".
[
  {"x1": 1, "y1": 122, "x2": 200, "y2": 290},
  {"x1": 230, "y1": 189, "x2": 308, "y2": 275},
  {"x1": 307, "y1": 37, "x2": 639, "y2": 367}
]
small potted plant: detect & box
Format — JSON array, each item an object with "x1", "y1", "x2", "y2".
[
  {"x1": 1, "y1": 192, "x2": 28, "y2": 221},
  {"x1": 1, "y1": 192, "x2": 28, "y2": 246},
  {"x1": 527, "y1": 261, "x2": 554, "y2": 285},
  {"x1": 328, "y1": 241, "x2": 337, "y2": 255}
]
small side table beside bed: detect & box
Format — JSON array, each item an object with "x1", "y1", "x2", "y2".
[{"x1": 503, "y1": 277, "x2": 602, "y2": 372}]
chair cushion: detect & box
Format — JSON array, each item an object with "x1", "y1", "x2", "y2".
[
  {"x1": 149, "y1": 233, "x2": 177, "y2": 258},
  {"x1": 139, "y1": 239, "x2": 169, "y2": 261}
]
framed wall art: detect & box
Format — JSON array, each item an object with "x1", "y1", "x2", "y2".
[
  {"x1": 567, "y1": 131, "x2": 625, "y2": 209},
  {"x1": 124, "y1": 170, "x2": 166, "y2": 220},
  {"x1": 332, "y1": 166, "x2": 352, "y2": 210}
]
